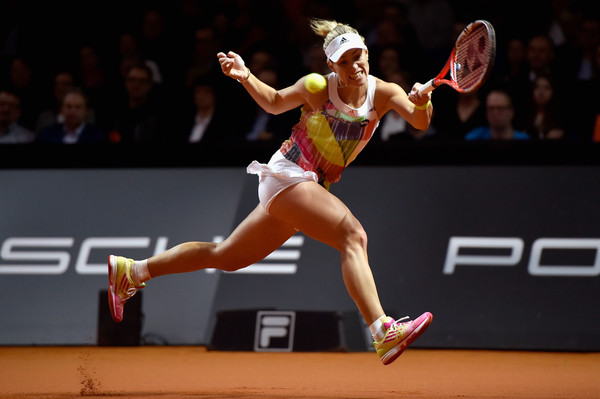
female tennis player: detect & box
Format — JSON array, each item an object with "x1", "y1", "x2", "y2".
[{"x1": 108, "y1": 18, "x2": 433, "y2": 365}]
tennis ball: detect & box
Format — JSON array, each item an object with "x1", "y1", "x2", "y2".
[{"x1": 305, "y1": 73, "x2": 327, "y2": 93}]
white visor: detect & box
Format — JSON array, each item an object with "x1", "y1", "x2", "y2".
[{"x1": 325, "y1": 33, "x2": 367, "y2": 62}]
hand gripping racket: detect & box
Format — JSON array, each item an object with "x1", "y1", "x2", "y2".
[{"x1": 418, "y1": 20, "x2": 496, "y2": 95}]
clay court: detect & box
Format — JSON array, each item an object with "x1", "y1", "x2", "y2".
[{"x1": 1, "y1": 346, "x2": 598, "y2": 398}]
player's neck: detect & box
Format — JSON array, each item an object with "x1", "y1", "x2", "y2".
[{"x1": 337, "y1": 85, "x2": 367, "y2": 109}]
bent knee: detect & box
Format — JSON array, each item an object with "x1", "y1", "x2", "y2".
[
  {"x1": 211, "y1": 242, "x2": 255, "y2": 272},
  {"x1": 219, "y1": 260, "x2": 250, "y2": 273},
  {"x1": 338, "y1": 215, "x2": 368, "y2": 252}
]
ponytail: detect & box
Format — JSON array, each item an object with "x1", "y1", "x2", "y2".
[{"x1": 309, "y1": 18, "x2": 363, "y2": 51}]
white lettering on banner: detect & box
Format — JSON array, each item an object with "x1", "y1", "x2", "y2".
[
  {"x1": 0, "y1": 237, "x2": 167, "y2": 275},
  {"x1": 0, "y1": 237, "x2": 74, "y2": 274},
  {"x1": 0, "y1": 235, "x2": 303, "y2": 275},
  {"x1": 529, "y1": 238, "x2": 600, "y2": 276},
  {"x1": 443, "y1": 237, "x2": 524, "y2": 275},
  {"x1": 254, "y1": 311, "x2": 296, "y2": 352},
  {"x1": 445, "y1": 236, "x2": 600, "y2": 277}
]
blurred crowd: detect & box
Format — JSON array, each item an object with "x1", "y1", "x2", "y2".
[{"x1": 0, "y1": 0, "x2": 599, "y2": 145}]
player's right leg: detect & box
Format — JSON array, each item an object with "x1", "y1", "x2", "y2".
[
  {"x1": 108, "y1": 204, "x2": 297, "y2": 322},
  {"x1": 267, "y1": 180, "x2": 433, "y2": 365}
]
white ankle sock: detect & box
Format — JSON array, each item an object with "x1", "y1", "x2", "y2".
[
  {"x1": 369, "y1": 315, "x2": 387, "y2": 341},
  {"x1": 131, "y1": 259, "x2": 150, "y2": 286}
]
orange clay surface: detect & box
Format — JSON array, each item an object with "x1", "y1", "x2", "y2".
[{"x1": 1, "y1": 346, "x2": 599, "y2": 398}]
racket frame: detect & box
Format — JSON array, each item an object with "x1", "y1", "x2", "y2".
[{"x1": 419, "y1": 20, "x2": 496, "y2": 95}]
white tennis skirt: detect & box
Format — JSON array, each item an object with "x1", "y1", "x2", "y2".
[{"x1": 247, "y1": 150, "x2": 318, "y2": 212}]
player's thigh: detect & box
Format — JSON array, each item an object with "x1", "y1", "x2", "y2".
[
  {"x1": 268, "y1": 181, "x2": 363, "y2": 251},
  {"x1": 214, "y1": 204, "x2": 298, "y2": 269}
]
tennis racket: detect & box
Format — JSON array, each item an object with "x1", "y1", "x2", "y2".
[{"x1": 418, "y1": 20, "x2": 496, "y2": 95}]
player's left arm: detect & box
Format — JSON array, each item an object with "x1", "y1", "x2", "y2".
[{"x1": 376, "y1": 79, "x2": 432, "y2": 131}]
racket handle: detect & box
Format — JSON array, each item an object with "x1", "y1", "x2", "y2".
[{"x1": 418, "y1": 79, "x2": 436, "y2": 95}]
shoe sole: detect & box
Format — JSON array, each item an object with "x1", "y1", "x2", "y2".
[
  {"x1": 381, "y1": 312, "x2": 433, "y2": 365},
  {"x1": 107, "y1": 255, "x2": 122, "y2": 323}
]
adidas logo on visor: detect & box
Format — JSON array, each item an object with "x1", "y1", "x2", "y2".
[{"x1": 325, "y1": 33, "x2": 367, "y2": 62}]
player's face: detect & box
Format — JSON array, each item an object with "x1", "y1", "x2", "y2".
[{"x1": 330, "y1": 49, "x2": 369, "y2": 87}]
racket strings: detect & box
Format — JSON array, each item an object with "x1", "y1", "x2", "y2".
[{"x1": 454, "y1": 24, "x2": 494, "y2": 91}]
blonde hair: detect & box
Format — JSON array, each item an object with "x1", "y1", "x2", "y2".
[{"x1": 310, "y1": 18, "x2": 364, "y2": 51}]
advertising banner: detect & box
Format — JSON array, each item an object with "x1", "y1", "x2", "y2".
[{"x1": 1, "y1": 165, "x2": 599, "y2": 350}]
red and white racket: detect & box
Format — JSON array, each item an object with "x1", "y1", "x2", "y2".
[{"x1": 418, "y1": 20, "x2": 496, "y2": 95}]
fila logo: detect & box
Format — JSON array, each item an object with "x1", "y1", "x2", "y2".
[
  {"x1": 254, "y1": 311, "x2": 295, "y2": 352},
  {"x1": 206, "y1": 235, "x2": 304, "y2": 275}
]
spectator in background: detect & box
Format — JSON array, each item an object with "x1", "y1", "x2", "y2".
[
  {"x1": 407, "y1": 0, "x2": 455, "y2": 74},
  {"x1": 0, "y1": 89, "x2": 35, "y2": 143},
  {"x1": 184, "y1": 26, "x2": 220, "y2": 87},
  {"x1": 526, "y1": 34, "x2": 556, "y2": 83},
  {"x1": 593, "y1": 43, "x2": 600, "y2": 141},
  {"x1": 6, "y1": 56, "x2": 40, "y2": 131},
  {"x1": 78, "y1": 45, "x2": 108, "y2": 99},
  {"x1": 35, "y1": 71, "x2": 77, "y2": 132},
  {"x1": 117, "y1": 32, "x2": 163, "y2": 85},
  {"x1": 465, "y1": 89, "x2": 529, "y2": 140},
  {"x1": 244, "y1": 68, "x2": 296, "y2": 143},
  {"x1": 565, "y1": 21, "x2": 600, "y2": 141},
  {"x1": 177, "y1": 74, "x2": 231, "y2": 144},
  {"x1": 247, "y1": 50, "x2": 277, "y2": 77},
  {"x1": 503, "y1": 37, "x2": 529, "y2": 84},
  {"x1": 77, "y1": 45, "x2": 112, "y2": 126},
  {"x1": 301, "y1": 44, "x2": 329, "y2": 76},
  {"x1": 237, "y1": 50, "x2": 297, "y2": 142},
  {"x1": 432, "y1": 87, "x2": 486, "y2": 140},
  {"x1": 555, "y1": 16, "x2": 600, "y2": 82},
  {"x1": 37, "y1": 88, "x2": 107, "y2": 144},
  {"x1": 109, "y1": 62, "x2": 163, "y2": 143},
  {"x1": 524, "y1": 73, "x2": 565, "y2": 140},
  {"x1": 366, "y1": 2, "x2": 422, "y2": 78},
  {"x1": 583, "y1": 42, "x2": 600, "y2": 141},
  {"x1": 574, "y1": 17, "x2": 600, "y2": 81},
  {"x1": 376, "y1": 46, "x2": 402, "y2": 81},
  {"x1": 495, "y1": 36, "x2": 530, "y2": 114},
  {"x1": 138, "y1": 9, "x2": 173, "y2": 84},
  {"x1": 594, "y1": 42, "x2": 600, "y2": 82},
  {"x1": 547, "y1": 0, "x2": 580, "y2": 48}
]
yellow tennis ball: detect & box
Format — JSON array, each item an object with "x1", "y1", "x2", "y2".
[{"x1": 305, "y1": 73, "x2": 327, "y2": 93}]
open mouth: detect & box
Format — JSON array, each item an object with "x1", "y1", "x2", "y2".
[{"x1": 349, "y1": 71, "x2": 364, "y2": 81}]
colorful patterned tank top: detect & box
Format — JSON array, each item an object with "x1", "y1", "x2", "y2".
[{"x1": 280, "y1": 73, "x2": 379, "y2": 189}]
